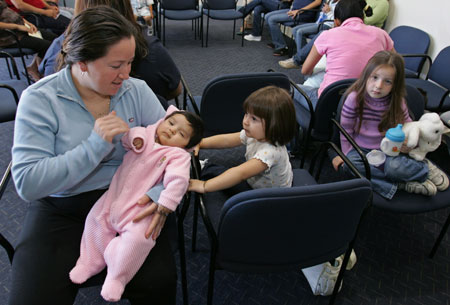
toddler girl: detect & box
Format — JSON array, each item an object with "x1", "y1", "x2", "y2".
[
  {"x1": 333, "y1": 51, "x2": 449, "y2": 199},
  {"x1": 188, "y1": 86, "x2": 296, "y2": 194},
  {"x1": 69, "y1": 106, "x2": 203, "y2": 302}
]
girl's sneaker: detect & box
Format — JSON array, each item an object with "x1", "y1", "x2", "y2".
[
  {"x1": 244, "y1": 34, "x2": 261, "y2": 42},
  {"x1": 426, "y1": 159, "x2": 449, "y2": 191},
  {"x1": 399, "y1": 179, "x2": 437, "y2": 196}
]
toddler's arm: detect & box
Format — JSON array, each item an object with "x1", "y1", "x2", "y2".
[
  {"x1": 121, "y1": 126, "x2": 148, "y2": 152},
  {"x1": 199, "y1": 132, "x2": 242, "y2": 150},
  {"x1": 189, "y1": 158, "x2": 268, "y2": 193}
]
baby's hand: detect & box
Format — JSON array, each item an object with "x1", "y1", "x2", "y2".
[
  {"x1": 133, "y1": 137, "x2": 144, "y2": 149},
  {"x1": 189, "y1": 179, "x2": 206, "y2": 193}
]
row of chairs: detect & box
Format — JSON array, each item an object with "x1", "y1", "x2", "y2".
[
  {"x1": 158, "y1": 0, "x2": 246, "y2": 47},
  {"x1": 175, "y1": 71, "x2": 450, "y2": 304}
]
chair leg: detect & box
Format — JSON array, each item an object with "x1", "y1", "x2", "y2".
[
  {"x1": 19, "y1": 55, "x2": 32, "y2": 85},
  {"x1": 207, "y1": 251, "x2": 217, "y2": 305},
  {"x1": 163, "y1": 16, "x2": 166, "y2": 46},
  {"x1": 177, "y1": 201, "x2": 189, "y2": 305},
  {"x1": 429, "y1": 211, "x2": 450, "y2": 258},
  {"x1": 191, "y1": 193, "x2": 199, "y2": 252},
  {"x1": 4, "y1": 58, "x2": 12, "y2": 79},
  {"x1": 233, "y1": 20, "x2": 236, "y2": 39},
  {"x1": 206, "y1": 16, "x2": 210, "y2": 47},
  {"x1": 201, "y1": 17, "x2": 204, "y2": 47},
  {"x1": 241, "y1": 18, "x2": 245, "y2": 47}
]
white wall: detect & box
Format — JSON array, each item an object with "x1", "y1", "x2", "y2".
[{"x1": 385, "y1": 0, "x2": 450, "y2": 60}]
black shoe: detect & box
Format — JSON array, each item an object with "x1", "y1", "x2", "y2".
[
  {"x1": 237, "y1": 29, "x2": 251, "y2": 36},
  {"x1": 273, "y1": 48, "x2": 289, "y2": 56},
  {"x1": 266, "y1": 42, "x2": 275, "y2": 49}
]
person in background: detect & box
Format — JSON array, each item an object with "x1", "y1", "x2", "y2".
[
  {"x1": 10, "y1": 7, "x2": 177, "y2": 305},
  {"x1": 5, "y1": 0, "x2": 70, "y2": 35},
  {"x1": 130, "y1": 0, "x2": 154, "y2": 36},
  {"x1": 0, "y1": 0, "x2": 56, "y2": 81}
]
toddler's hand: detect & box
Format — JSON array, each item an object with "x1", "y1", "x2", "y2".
[
  {"x1": 332, "y1": 156, "x2": 344, "y2": 171},
  {"x1": 133, "y1": 137, "x2": 144, "y2": 149},
  {"x1": 189, "y1": 179, "x2": 206, "y2": 193}
]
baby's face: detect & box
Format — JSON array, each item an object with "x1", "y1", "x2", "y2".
[{"x1": 156, "y1": 114, "x2": 193, "y2": 148}]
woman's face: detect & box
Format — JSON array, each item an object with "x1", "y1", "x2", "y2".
[{"x1": 83, "y1": 36, "x2": 135, "y2": 97}]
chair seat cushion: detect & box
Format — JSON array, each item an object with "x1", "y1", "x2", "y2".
[
  {"x1": 162, "y1": 9, "x2": 202, "y2": 20},
  {"x1": 203, "y1": 9, "x2": 243, "y2": 20},
  {"x1": 404, "y1": 68, "x2": 419, "y2": 78},
  {"x1": 406, "y1": 78, "x2": 450, "y2": 111},
  {"x1": 373, "y1": 186, "x2": 450, "y2": 213}
]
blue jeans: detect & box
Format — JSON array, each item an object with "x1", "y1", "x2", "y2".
[
  {"x1": 344, "y1": 148, "x2": 429, "y2": 199},
  {"x1": 239, "y1": 0, "x2": 284, "y2": 36},
  {"x1": 293, "y1": 84, "x2": 319, "y2": 110},
  {"x1": 266, "y1": 9, "x2": 316, "y2": 49},
  {"x1": 292, "y1": 27, "x2": 330, "y2": 65}
]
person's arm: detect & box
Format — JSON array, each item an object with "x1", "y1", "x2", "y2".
[
  {"x1": 288, "y1": 0, "x2": 321, "y2": 16},
  {"x1": 165, "y1": 81, "x2": 182, "y2": 101},
  {"x1": 199, "y1": 132, "x2": 242, "y2": 150},
  {"x1": 0, "y1": 21, "x2": 27, "y2": 32},
  {"x1": 189, "y1": 158, "x2": 268, "y2": 193},
  {"x1": 10, "y1": 0, "x2": 57, "y2": 17},
  {"x1": 121, "y1": 126, "x2": 148, "y2": 152},
  {"x1": 301, "y1": 44, "x2": 322, "y2": 75},
  {"x1": 11, "y1": 90, "x2": 129, "y2": 201}
]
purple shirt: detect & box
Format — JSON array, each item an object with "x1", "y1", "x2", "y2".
[
  {"x1": 340, "y1": 91, "x2": 412, "y2": 155},
  {"x1": 314, "y1": 17, "x2": 394, "y2": 96}
]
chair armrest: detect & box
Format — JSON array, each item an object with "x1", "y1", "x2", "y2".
[
  {"x1": 0, "y1": 51, "x2": 21, "y2": 79},
  {"x1": 180, "y1": 74, "x2": 200, "y2": 114},
  {"x1": 0, "y1": 84, "x2": 20, "y2": 106},
  {"x1": 317, "y1": 19, "x2": 333, "y2": 31},
  {"x1": 401, "y1": 53, "x2": 432, "y2": 79},
  {"x1": 331, "y1": 118, "x2": 372, "y2": 180},
  {"x1": 0, "y1": 161, "x2": 14, "y2": 263}
]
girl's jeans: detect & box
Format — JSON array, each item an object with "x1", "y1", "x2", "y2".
[{"x1": 343, "y1": 148, "x2": 429, "y2": 200}]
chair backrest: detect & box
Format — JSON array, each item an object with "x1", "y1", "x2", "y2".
[
  {"x1": 405, "y1": 84, "x2": 425, "y2": 121},
  {"x1": 428, "y1": 46, "x2": 450, "y2": 90},
  {"x1": 160, "y1": 0, "x2": 198, "y2": 10},
  {"x1": 199, "y1": 72, "x2": 291, "y2": 136},
  {"x1": 203, "y1": 0, "x2": 236, "y2": 10},
  {"x1": 389, "y1": 26, "x2": 430, "y2": 75},
  {"x1": 215, "y1": 177, "x2": 372, "y2": 272},
  {"x1": 311, "y1": 78, "x2": 356, "y2": 141}
]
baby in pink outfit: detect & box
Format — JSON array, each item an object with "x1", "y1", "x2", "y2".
[{"x1": 69, "y1": 106, "x2": 203, "y2": 302}]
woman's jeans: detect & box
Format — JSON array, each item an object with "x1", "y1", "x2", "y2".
[{"x1": 343, "y1": 148, "x2": 429, "y2": 199}]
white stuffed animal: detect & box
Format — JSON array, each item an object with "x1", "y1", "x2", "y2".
[{"x1": 402, "y1": 112, "x2": 450, "y2": 161}]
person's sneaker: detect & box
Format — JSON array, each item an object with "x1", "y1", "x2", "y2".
[
  {"x1": 266, "y1": 42, "x2": 275, "y2": 49},
  {"x1": 399, "y1": 179, "x2": 437, "y2": 196},
  {"x1": 314, "y1": 261, "x2": 342, "y2": 296},
  {"x1": 273, "y1": 47, "x2": 289, "y2": 56},
  {"x1": 337, "y1": 249, "x2": 357, "y2": 270},
  {"x1": 426, "y1": 159, "x2": 449, "y2": 191},
  {"x1": 244, "y1": 34, "x2": 261, "y2": 42},
  {"x1": 279, "y1": 57, "x2": 299, "y2": 69}
]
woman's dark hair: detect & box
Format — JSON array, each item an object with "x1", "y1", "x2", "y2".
[
  {"x1": 346, "y1": 50, "x2": 407, "y2": 134},
  {"x1": 166, "y1": 111, "x2": 204, "y2": 149},
  {"x1": 57, "y1": 6, "x2": 145, "y2": 70},
  {"x1": 334, "y1": 0, "x2": 372, "y2": 23},
  {"x1": 243, "y1": 86, "x2": 296, "y2": 146}
]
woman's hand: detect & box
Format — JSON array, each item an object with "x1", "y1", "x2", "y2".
[
  {"x1": 94, "y1": 111, "x2": 129, "y2": 143},
  {"x1": 15, "y1": 24, "x2": 30, "y2": 33},
  {"x1": 332, "y1": 156, "x2": 344, "y2": 171},
  {"x1": 23, "y1": 20, "x2": 37, "y2": 33},
  {"x1": 43, "y1": 8, "x2": 58, "y2": 18},
  {"x1": 188, "y1": 179, "x2": 206, "y2": 193},
  {"x1": 133, "y1": 195, "x2": 172, "y2": 240}
]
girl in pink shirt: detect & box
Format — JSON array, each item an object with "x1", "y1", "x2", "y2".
[{"x1": 69, "y1": 106, "x2": 203, "y2": 302}]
